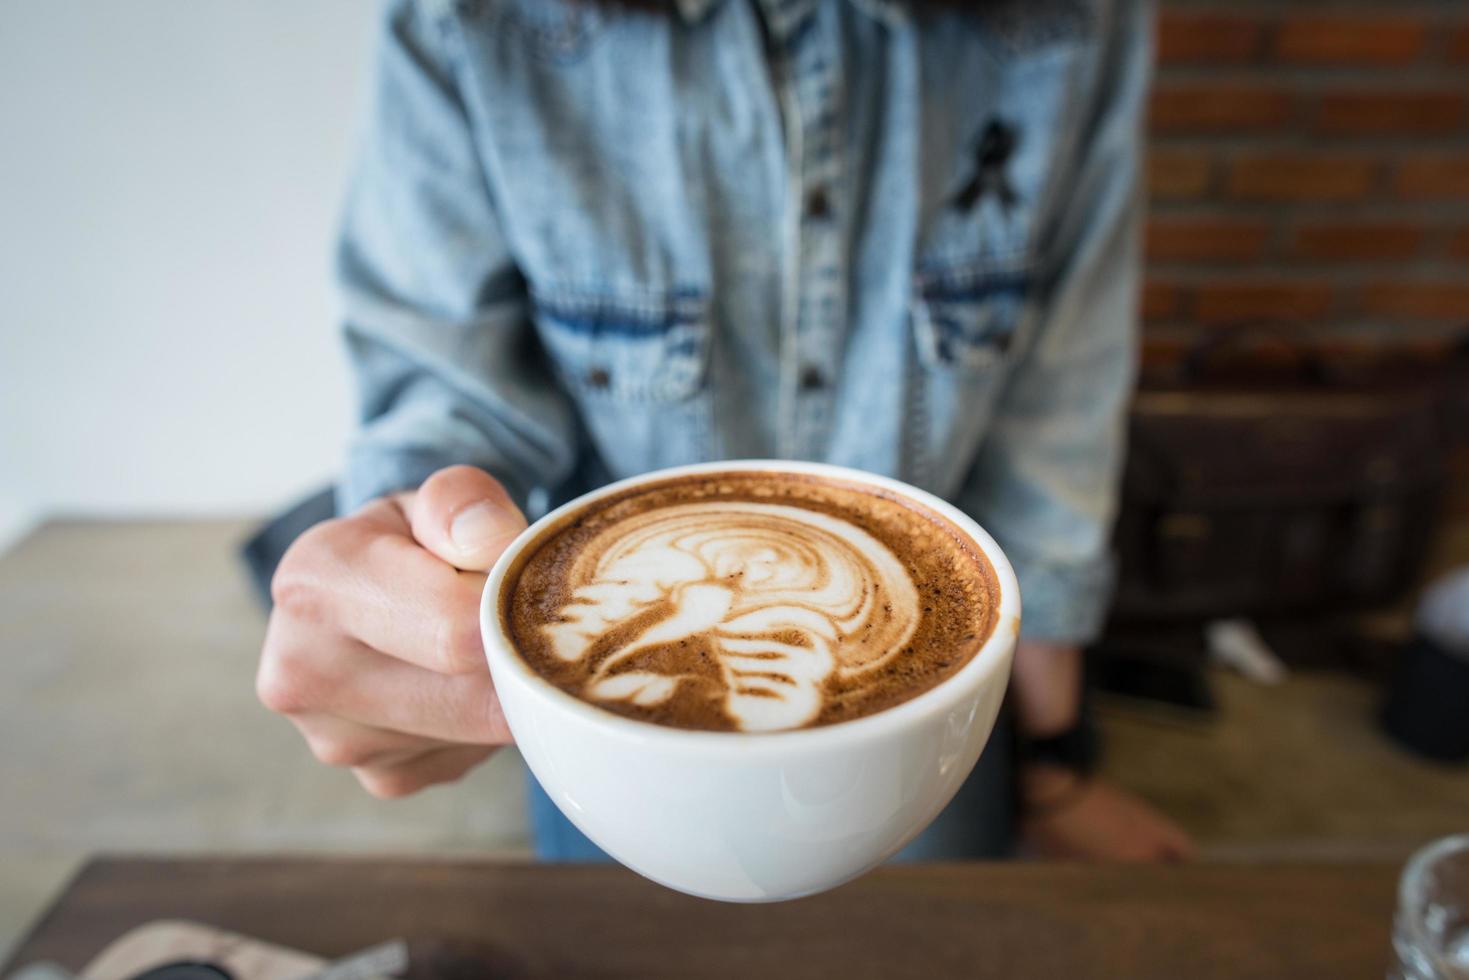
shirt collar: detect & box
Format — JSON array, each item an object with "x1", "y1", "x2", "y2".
[{"x1": 676, "y1": 0, "x2": 907, "y2": 28}]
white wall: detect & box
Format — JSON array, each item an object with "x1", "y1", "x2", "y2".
[{"x1": 0, "y1": 0, "x2": 377, "y2": 548}]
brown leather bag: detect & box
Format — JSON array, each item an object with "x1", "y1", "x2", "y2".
[{"x1": 1112, "y1": 336, "x2": 1452, "y2": 621}]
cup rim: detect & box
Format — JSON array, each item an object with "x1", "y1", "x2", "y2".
[{"x1": 479, "y1": 460, "x2": 1022, "y2": 755}]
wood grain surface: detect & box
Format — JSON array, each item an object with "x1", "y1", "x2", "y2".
[{"x1": 4, "y1": 858, "x2": 1398, "y2": 979}]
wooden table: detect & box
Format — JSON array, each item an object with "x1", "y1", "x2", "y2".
[{"x1": 4, "y1": 857, "x2": 1398, "y2": 978}]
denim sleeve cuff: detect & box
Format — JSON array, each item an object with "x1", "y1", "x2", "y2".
[{"x1": 1008, "y1": 552, "x2": 1116, "y2": 646}]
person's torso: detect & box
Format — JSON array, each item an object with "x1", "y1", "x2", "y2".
[{"x1": 435, "y1": 0, "x2": 1104, "y2": 497}]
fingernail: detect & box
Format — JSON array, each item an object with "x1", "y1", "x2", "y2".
[{"x1": 450, "y1": 501, "x2": 501, "y2": 553}]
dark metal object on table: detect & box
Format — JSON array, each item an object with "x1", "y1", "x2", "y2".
[
  {"x1": 2, "y1": 963, "x2": 235, "y2": 980},
  {"x1": 130, "y1": 967, "x2": 234, "y2": 980}
]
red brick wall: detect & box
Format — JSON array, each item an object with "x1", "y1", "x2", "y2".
[{"x1": 1144, "y1": 4, "x2": 1469, "y2": 366}]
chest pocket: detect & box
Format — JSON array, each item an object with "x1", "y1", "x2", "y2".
[
  {"x1": 912, "y1": 261, "x2": 1031, "y2": 374},
  {"x1": 531, "y1": 288, "x2": 711, "y2": 403},
  {"x1": 911, "y1": 36, "x2": 1092, "y2": 376}
]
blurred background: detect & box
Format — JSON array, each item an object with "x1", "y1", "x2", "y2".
[
  {"x1": 0, "y1": 0, "x2": 363, "y2": 550},
  {"x1": 2, "y1": 0, "x2": 1468, "y2": 961}
]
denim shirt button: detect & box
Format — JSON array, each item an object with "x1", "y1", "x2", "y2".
[
  {"x1": 805, "y1": 186, "x2": 832, "y2": 221},
  {"x1": 586, "y1": 366, "x2": 612, "y2": 389},
  {"x1": 799, "y1": 365, "x2": 828, "y2": 391}
]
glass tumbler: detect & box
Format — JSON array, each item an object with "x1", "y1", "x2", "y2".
[{"x1": 1394, "y1": 835, "x2": 1469, "y2": 979}]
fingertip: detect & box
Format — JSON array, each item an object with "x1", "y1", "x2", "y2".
[
  {"x1": 448, "y1": 500, "x2": 525, "y2": 567},
  {"x1": 412, "y1": 466, "x2": 527, "y2": 571}
]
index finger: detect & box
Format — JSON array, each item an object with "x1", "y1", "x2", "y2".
[{"x1": 319, "y1": 497, "x2": 491, "y2": 674}]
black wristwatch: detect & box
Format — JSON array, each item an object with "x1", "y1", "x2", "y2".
[{"x1": 1018, "y1": 710, "x2": 1101, "y2": 778}]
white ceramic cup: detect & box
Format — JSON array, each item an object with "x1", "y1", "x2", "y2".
[{"x1": 480, "y1": 460, "x2": 1021, "y2": 902}]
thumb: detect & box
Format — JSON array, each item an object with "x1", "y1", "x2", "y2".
[{"x1": 407, "y1": 465, "x2": 528, "y2": 571}]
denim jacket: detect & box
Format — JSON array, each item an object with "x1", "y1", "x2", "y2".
[{"x1": 337, "y1": 0, "x2": 1151, "y2": 643}]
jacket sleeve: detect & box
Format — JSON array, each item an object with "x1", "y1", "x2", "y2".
[
  {"x1": 335, "y1": 0, "x2": 577, "y2": 515},
  {"x1": 953, "y1": 0, "x2": 1152, "y2": 644}
]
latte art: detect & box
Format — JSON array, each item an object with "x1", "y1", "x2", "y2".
[
  {"x1": 505, "y1": 473, "x2": 998, "y2": 733},
  {"x1": 544, "y1": 502, "x2": 921, "y2": 731}
]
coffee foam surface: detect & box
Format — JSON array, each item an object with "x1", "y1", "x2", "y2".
[{"x1": 505, "y1": 474, "x2": 998, "y2": 733}]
